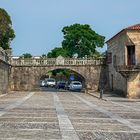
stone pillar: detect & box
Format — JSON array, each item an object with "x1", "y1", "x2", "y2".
[
  {"x1": 125, "y1": 46, "x2": 127, "y2": 65},
  {"x1": 127, "y1": 73, "x2": 140, "y2": 98}
]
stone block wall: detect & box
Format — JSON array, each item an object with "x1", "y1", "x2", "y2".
[
  {"x1": 127, "y1": 30, "x2": 140, "y2": 65},
  {"x1": 0, "y1": 47, "x2": 10, "y2": 94},
  {"x1": 107, "y1": 31, "x2": 127, "y2": 96},
  {"x1": 127, "y1": 73, "x2": 140, "y2": 98}
]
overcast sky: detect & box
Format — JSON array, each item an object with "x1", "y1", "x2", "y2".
[{"x1": 0, "y1": 0, "x2": 140, "y2": 56}]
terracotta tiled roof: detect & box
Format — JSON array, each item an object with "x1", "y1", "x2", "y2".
[
  {"x1": 126, "y1": 24, "x2": 140, "y2": 30},
  {"x1": 106, "y1": 23, "x2": 140, "y2": 43}
]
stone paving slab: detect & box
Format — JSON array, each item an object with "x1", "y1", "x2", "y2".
[
  {"x1": 0, "y1": 117, "x2": 58, "y2": 123},
  {"x1": 73, "y1": 123, "x2": 133, "y2": 131},
  {"x1": 2, "y1": 113, "x2": 57, "y2": 118},
  {"x1": 70, "y1": 118, "x2": 120, "y2": 124},
  {"x1": 0, "y1": 122, "x2": 59, "y2": 130},
  {"x1": 77, "y1": 131, "x2": 140, "y2": 140},
  {"x1": 0, "y1": 130, "x2": 62, "y2": 140},
  {"x1": 0, "y1": 91, "x2": 140, "y2": 139}
]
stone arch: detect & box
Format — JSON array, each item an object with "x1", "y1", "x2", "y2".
[
  {"x1": 39, "y1": 67, "x2": 86, "y2": 79},
  {"x1": 39, "y1": 67, "x2": 86, "y2": 87},
  {"x1": 31, "y1": 66, "x2": 89, "y2": 90},
  {"x1": 41, "y1": 67, "x2": 85, "y2": 79},
  {"x1": 10, "y1": 65, "x2": 103, "y2": 91}
]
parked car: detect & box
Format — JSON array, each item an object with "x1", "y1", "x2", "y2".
[
  {"x1": 64, "y1": 81, "x2": 70, "y2": 90},
  {"x1": 56, "y1": 81, "x2": 66, "y2": 89},
  {"x1": 40, "y1": 80, "x2": 46, "y2": 87},
  {"x1": 45, "y1": 78, "x2": 56, "y2": 87},
  {"x1": 69, "y1": 81, "x2": 82, "y2": 91}
]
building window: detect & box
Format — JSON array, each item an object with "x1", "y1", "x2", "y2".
[
  {"x1": 107, "y1": 52, "x2": 112, "y2": 64},
  {"x1": 113, "y1": 55, "x2": 117, "y2": 67},
  {"x1": 127, "y1": 45, "x2": 136, "y2": 65}
]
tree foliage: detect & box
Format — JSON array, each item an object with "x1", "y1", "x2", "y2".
[
  {"x1": 41, "y1": 54, "x2": 47, "y2": 58},
  {"x1": 47, "y1": 47, "x2": 67, "y2": 58},
  {"x1": 0, "y1": 8, "x2": 15, "y2": 50},
  {"x1": 21, "y1": 53, "x2": 32, "y2": 58},
  {"x1": 48, "y1": 69, "x2": 71, "y2": 79},
  {"x1": 62, "y1": 23, "x2": 105, "y2": 58}
]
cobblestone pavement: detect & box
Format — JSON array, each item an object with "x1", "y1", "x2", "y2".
[{"x1": 0, "y1": 91, "x2": 140, "y2": 140}]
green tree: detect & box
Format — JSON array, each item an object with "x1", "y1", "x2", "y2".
[
  {"x1": 92, "y1": 50, "x2": 102, "y2": 58},
  {"x1": 21, "y1": 53, "x2": 32, "y2": 58},
  {"x1": 62, "y1": 23, "x2": 105, "y2": 58},
  {"x1": 47, "y1": 47, "x2": 67, "y2": 58},
  {"x1": 41, "y1": 54, "x2": 47, "y2": 58},
  {"x1": 49, "y1": 69, "x2": 71, "y2": 79},
  {"x1": 0, "y1": 8, "x2": 15, "y2": 50}
]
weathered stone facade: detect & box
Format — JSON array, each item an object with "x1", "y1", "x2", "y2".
[
  {"x1": 106, "y1": 24, "x2": 140, "y2": 98},
  {"x1": 10, "y1": 65, "x2": 107, "y2": 91},
  {"x1": 0, "y1": 47, "x2": 10, "y2": 94}
]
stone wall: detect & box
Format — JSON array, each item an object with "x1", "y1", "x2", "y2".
[
  {"x1": 127, "y1": 73, "x2": 140, "y2": 98},
  {"x1": 107, "y1": 31, "x2": 127, "y2": 96},
  {"x1": 10, "y1": 65, "x2": 108, "y2": 91},
  {"x1": 107, "y1": 30, "x2": 140, "y2": 98},
  {"x1": 127, "y1": 30, "x2": 140, "y2": 98},
  {"x1": 0, "y1": 48, "x2": 10, "y2": 94},
  {"x1": 127, "y1": 30, "x2": 140, "y2": 65}
]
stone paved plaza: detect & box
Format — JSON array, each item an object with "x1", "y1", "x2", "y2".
[{"x1": 0, "y1": 91, "x2": 140, "y2": 140}]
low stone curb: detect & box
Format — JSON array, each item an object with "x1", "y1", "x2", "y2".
[
  {"x1": 87, "y1": 92, "x2": 107, "y2": 101},
  {"x1": 0, "y1": 93, "x2": 7, "y2": 98},
  {"x1": 88, "y1": 91, "x2": 140, "y2": 102}
]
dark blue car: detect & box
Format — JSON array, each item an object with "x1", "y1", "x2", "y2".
[{"x1": 56, "y1": 81, "x2": 66, "y2": 89}]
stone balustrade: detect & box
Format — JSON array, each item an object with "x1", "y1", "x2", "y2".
[
  {"x1": 115, "y1": 65, "x2": 140, "y2": 72},
  {"x1": 11, "y1": 56, "x2": 105, "y2": 66}
]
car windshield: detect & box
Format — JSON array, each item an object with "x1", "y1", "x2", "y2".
[
  {"x1": 47, "y1": 79, "x2": 55, "y2": 82},
  {"x1": 58, "y1": 81, "x2": 65, "y2": 84},
  {"x1": 60, "y1": 82, "x2": 65, "y2": 84},
  {"x1": 73, "y1": 82, "x2": 81, "y2": 85}
]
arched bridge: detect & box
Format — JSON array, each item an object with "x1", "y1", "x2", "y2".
[{"x1": 10, "y1": 56, "x2": 107, "y2": 91}]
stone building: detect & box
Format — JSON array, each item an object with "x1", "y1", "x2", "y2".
[{"x1": 106, "y1": 24, "x2": 140, "y2": 98}]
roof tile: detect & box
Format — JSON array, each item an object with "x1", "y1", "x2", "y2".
[
  {"x1": 126, "y1": 24, "x2": 140, "y2": 30},
  {"x1": 106, "y1": 23, "x2": 140, "y2": 43}
]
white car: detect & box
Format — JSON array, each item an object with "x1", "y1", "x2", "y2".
[
  {"x1": 69, "y1": 81, "x2": 82, "y2": 91},
  {"x1": 40, "y1": 80, "x2": 45, "y2": 87},
  {"x1": 45, "y1": 78, "x2": 56, "y2": 87}
]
